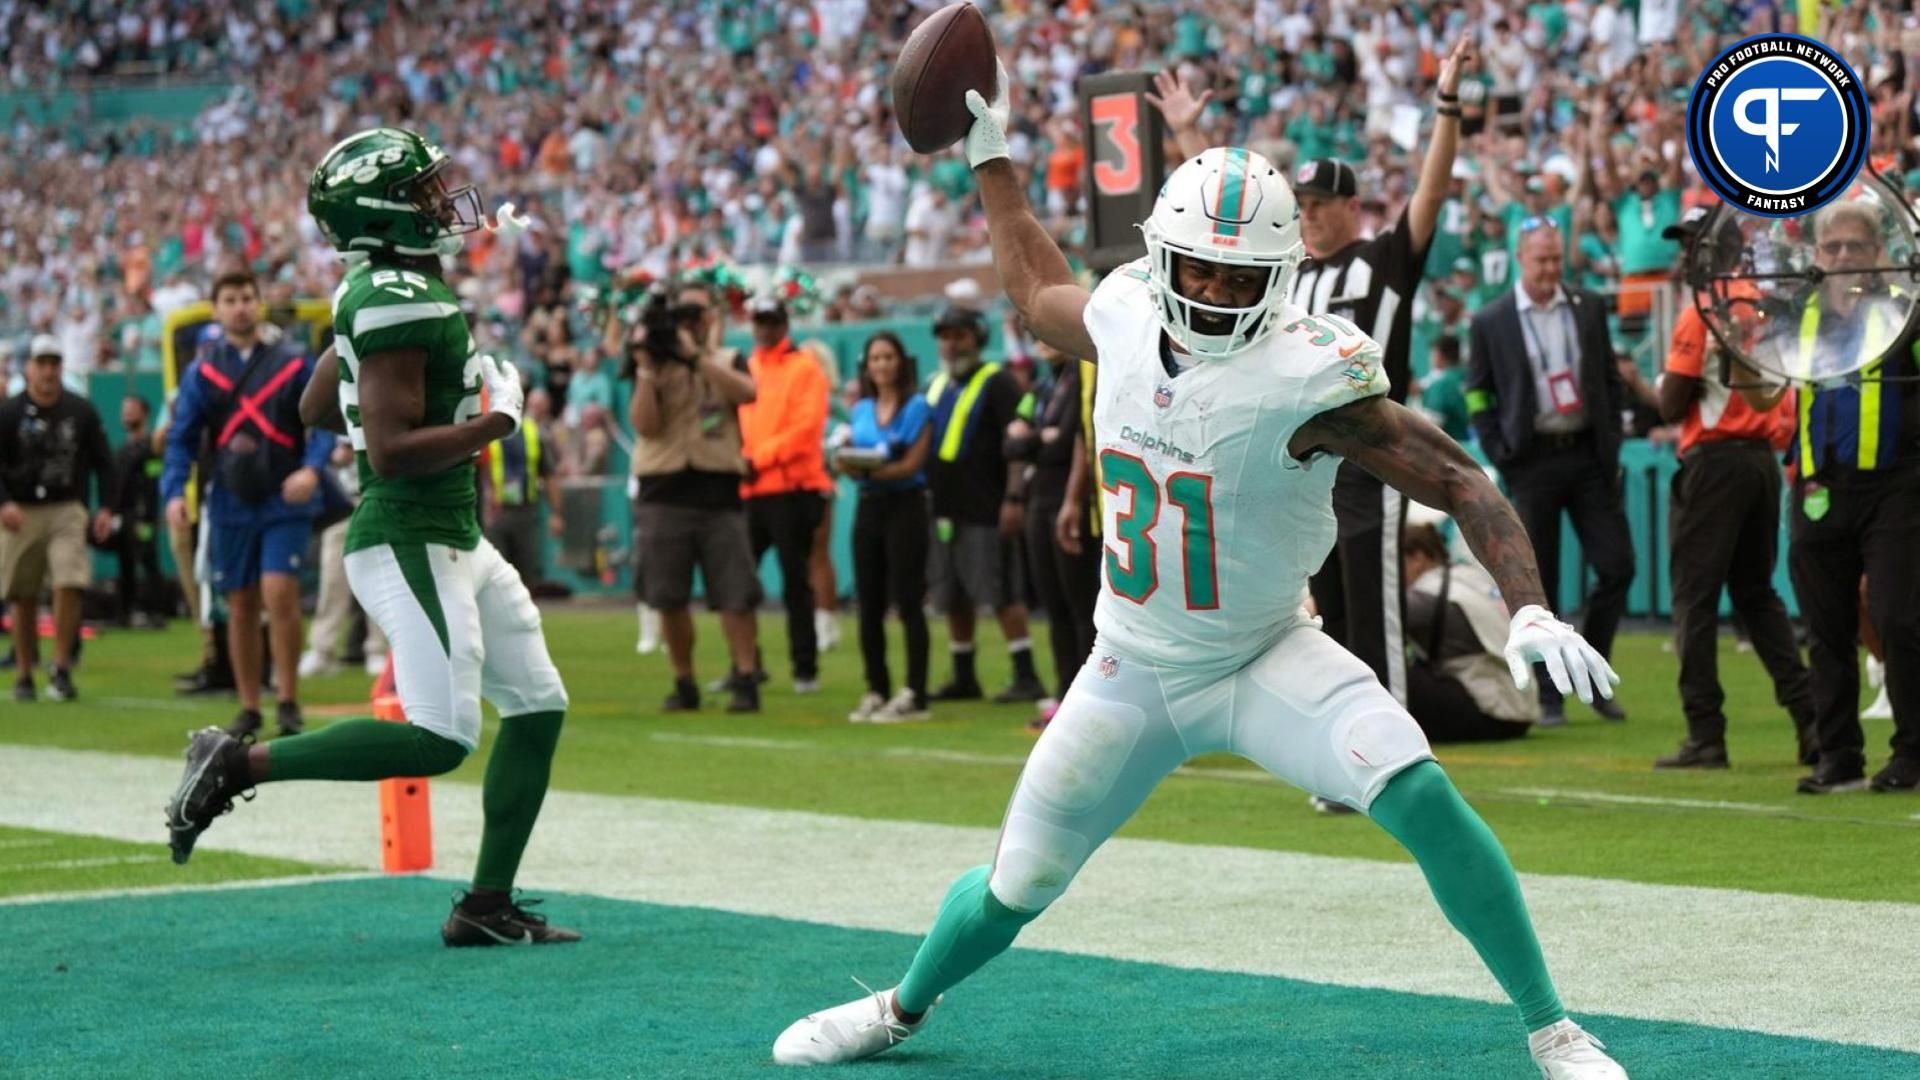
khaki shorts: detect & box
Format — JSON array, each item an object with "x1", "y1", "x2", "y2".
[{"x1": 1, "y1": 502, "x2": 91, "y2": 601}]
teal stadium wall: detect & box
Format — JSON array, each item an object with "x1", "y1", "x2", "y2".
[{"x1": 86, "y1": 318, "x2": 1792, "y2": 620}]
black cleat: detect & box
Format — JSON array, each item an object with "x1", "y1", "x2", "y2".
[
  {"x1": 275, "y1": 700, "x2": 304, "y2": 737},
  {"x1": 226, "y1": 707, "x2": 264, "y2": 739},
  {"x1": 1870, "y1": 757, "x2": 1920, "y2": 793},
  {"x1": 1590, "y1": 698, "x2": 1627, "y2": 722},
  {"x1": 13, "y1": 676, "x2": 33, "y2": 702},
  {"x1": 45, "y1": 667, "x2": 76, "y2": 702},
  {"x1": 661, "y1": 678, "x2": 700, "y2": 712},
  {"x1": 1654, "y1": 740, "x2": 1729, "y2": 770},
  {"x1": 1796, "y1": 758, "x2": 1868, "y2": 795},
  {"x1": 441, "y1": 891, "x2": 582, "y2": 947},
  {"x1": 992, "y1": 675, "x2": 1049, "y2": 705},
  {"x1": 177, "y1": 666, "x2": 238, "y2": 697},
  {"x1": 725, "y1": 671, "x2": 761, "y2": 713},
  {"x1": 929, "y1": 679, "x2": 983, "y2": 702},
  {"x1": 165, "y1": 727, "x2": 252, "y2": 864}
]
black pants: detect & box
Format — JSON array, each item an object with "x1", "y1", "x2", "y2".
[
  {"x1": 1310, "y1": 463, "x2": 1408, "y2": 702},
  {"x1": 1407, "y1": 662, "x2": 1533, "y2": 743},
  {"x1": 852, "y1": 488, "x2": 930, "y2": 700},
  {"x1": 1505, "y1": 435, "x2": 1635, "y2": 700},
  {"x1": 115, "y1": 525, "x2": 165, "y2": 620},
  {"x1": 486, "y1": 504, "x2": 543, "y2": 586},
  {"x1": 1787, "y1": 464, "x2": 1920, "y2": 768},
  {"x1": 748, "y1": 491, "x2": 825, "y2": 681},
  {"x1": 1669, "y1": 440, "x2": 1815, "y2": 747},
  {"x1": 1026, "y1": 489, "x2": 1101, "y2": 699}
]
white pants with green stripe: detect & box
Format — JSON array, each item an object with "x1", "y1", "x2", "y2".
[{"x1": 345, "y1": 539, "x2": 568, "y2": 750}]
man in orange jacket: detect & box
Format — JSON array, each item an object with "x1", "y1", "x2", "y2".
[{"x1": 740, "y1": 296, "x2": 833, "y2": 691}]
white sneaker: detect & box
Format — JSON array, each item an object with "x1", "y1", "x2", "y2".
[
  {"x1": 794, "y1": 678, "x2": 821, "y2": 695},
  {"x1": 296, "y1": 650, "x2": 337, "y2": 680},
  {"x1": 1530, "y1": 1019, "x2": 1627, "y2": 1079},
  {"x1": 1863, "y1": 686, "x2": 1895, "y2": 721},
  {"x1": 772, "y1": 981, "x2": 933, "y2": 1066},
  {"x1": 364, "y1": 653, "x2": 388, "y2": 678},
  {"x1": 636, "y1": 603, "x2": 661, "y2": 655},
  {"x1": 871, "y1": 689, "x2": 930, "y2": 724},
  {"x1": 815, "y1": 609, "x2": 841, "y2": 652},
  {"x1": 1867, "y1": 654, "x2": 1886, "y2": 690},
  {"x1": 848, "y1": 692, "x2": 885, "y2": 723}
]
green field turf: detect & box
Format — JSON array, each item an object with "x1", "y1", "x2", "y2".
[
  {"x1": 4, "y1": 608, "x2": 1913, "y2": 903},
  {"x1": 0, "y1": 824, "x2": 331, "y2": 899},
  {"x1": 7, "y1": 876, "x2": 1916, "y2": 1080}
]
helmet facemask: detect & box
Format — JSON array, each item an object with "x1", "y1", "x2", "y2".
[{"x1": 392, "y1": 160, "x2": 483, "y2": 256}]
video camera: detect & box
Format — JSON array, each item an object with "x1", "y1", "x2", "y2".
[{"x1": 636, "y1": 288, "x2": 710, "y2": 368}]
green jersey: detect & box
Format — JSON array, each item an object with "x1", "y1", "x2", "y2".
[{"x1": 332, "y1": 260, "x2": 485, "y2": 552}]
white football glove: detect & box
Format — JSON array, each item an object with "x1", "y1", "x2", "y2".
[
  {"x1": 1502, "y1": 604, "x2": 1621, "y2": 704},
  {"x1": 488, "y1": 201, "x2": 532, "y2": 242},
  {"x1": 963, "y1": 61, "x2": 1011, "y2": 169},
  {"x1": 477, "y1": 353, "x2": 525, "y2": 429}
]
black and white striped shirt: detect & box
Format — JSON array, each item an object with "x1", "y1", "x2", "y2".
[{"x1": 1287, "y1": 207, "x2": 1429, "y2": 405}]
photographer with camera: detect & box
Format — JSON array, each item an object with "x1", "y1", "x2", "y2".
[{"x1": 628, "y1": 279, "x2": 764, "y2": 713}]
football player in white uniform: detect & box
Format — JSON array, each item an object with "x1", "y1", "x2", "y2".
[{"x1": 773, "y1": 71, "x2": 1627, "y2": 1080}]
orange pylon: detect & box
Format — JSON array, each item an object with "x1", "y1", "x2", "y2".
[{"x1": 371, "y1": 656, "x2": 433, "y2": 873}]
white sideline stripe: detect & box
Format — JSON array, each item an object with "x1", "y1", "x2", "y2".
[
  {"x1": 0, "y1": 838, "x2": 57, "y2": 849},
  {"x1": 1502, "y1": 787, "x2": 1789, "y2": 815},
  {"x1": 0, "y1": 872, "x2": 381, "y2": 908},
  {"x1": 11, "y1": 855, "x2": 171, "y2": 871},
  {"x1": 0, "y1": 745, "x2": 1914, "y2": 1054}
]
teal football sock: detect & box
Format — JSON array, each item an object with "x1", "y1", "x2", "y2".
[
  {"x1": 473, "y1": 710, "x2": 565, "y2": 893},
  {"x1": 265, "y1": 719, "x2": 467, "y2": 782},
  {"x1": 895, "y1": 865, "x2": 1039, "y2": 1017},
  {"x1": 1368, "y1": 761, "x2": 1567, "y2": 1032}
]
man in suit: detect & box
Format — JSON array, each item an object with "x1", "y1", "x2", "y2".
[{"x1": 1465, "y1": 218, "x2": 1633, "y2": 725}]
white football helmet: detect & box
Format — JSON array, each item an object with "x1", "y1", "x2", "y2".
[{"x1": 1139, "y1": 147, "x2": 1304, "y2": 359}]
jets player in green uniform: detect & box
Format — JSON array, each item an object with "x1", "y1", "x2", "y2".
[{"x1": 165, "y1": 127, "x2": 578, "y2": 947}]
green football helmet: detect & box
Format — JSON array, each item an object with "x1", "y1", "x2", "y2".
[{"x1": 307, "y1": 127, "x2": 483, "y2": 258}]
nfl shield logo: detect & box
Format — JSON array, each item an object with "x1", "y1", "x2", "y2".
[
  {"x1": 1153, "y1": 383, "x2": 1174, "y2": 409},
  {"x1": 1097, "y1": 654, "x2": 1119, "y2": 680}
]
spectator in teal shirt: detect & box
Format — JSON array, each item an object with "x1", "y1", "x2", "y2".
[{"x1": 1417, "y1": 335, "x2": 1472, "y2": 442}]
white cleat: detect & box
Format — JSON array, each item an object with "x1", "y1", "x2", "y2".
[
  {"x1": 296, "y1": 650, "x2": 337, "y2": 680},
  {"x1": 1530, "y1": 1019, "x2": 1627, "y2": 1079},
  {"x1": 848, "y1": 692, "x2": 885, "y2": 723},
  {"x1": 772, "y1": 981, "x2": 934, "y2": 1066},
  {"x1": 815, "y1": 609, "x2": 841, "y2": 652}
]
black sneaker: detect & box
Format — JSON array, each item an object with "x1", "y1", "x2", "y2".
[
  {"x1": 165, "y1": 726, "x2": 252, "y2": 864},
  {"x1": 275, "y1": 701, "x2": 304, "y2": 737},
  {"x1": 662, "y1": 678, "x2": 700, "y2": 712},
  {"x1": 1870, "y1": 758, "x2": 1920, "y2": 793},
  {"x1": 45, "y1": 667, "x2": 76, "y2": 702},
  {"x1": 1590, "y1": 697, "x2": 1627, "y2": 722},
  {"x1": 1796, "y1": 758, "x2": 1868, "y2": 795},
  {"x1": 226, "y1": 707, "x2": 264, "y2": 739},
  {"x1": 992, "y1": 674, "x2": 1048, "y2": 705},
  {"x1": 1536, "y1": 700, "x2": 1567, "y2": 728},
  {"x1": 177, "y1": 665, "x2": 238, "y2": 697},
  {"x1": 929, "y1": 679, "x2": 984, "y2": 702},
  {"x1": 726, "y1": 671, "x2": 760, "y2": 713},
  {"x1": 707, "y1": 668, "x2": 769, "y2": 694},
  {"x1": 13, "y1": 676, "x2": 33, "y2": 702},
  {"x1": 1654, "y1": 740, "x2": 1729, "y2": 770},
  {"x1": 441, "y1": 891, "x2": 582, "y2": 947},
  {"x1": 1796, "y1": 732, "x2": 1820, "y2": 767}
]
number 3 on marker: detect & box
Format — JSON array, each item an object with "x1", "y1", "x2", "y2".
[{"x1": 1091, "y1": 94, "x2": 1142, "y2": 196}]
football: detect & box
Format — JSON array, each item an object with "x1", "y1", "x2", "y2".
[{"x1": 891, "y1": 2, "x2": 999, "y2": 154}]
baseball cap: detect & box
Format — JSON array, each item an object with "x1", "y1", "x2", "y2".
[
  {"x1": 1293, "y1": 158, "x2": 1357, "y2": 198},
  {"x1": 932, "y1": 304, "x2": 988, "y2": 339},
  {"x1": 1451, "y1": 256, "x2": 1477, "y2": 275},
  {"x1": 748, "y1": 294, "x2": 788, "y2": 320},
  {"x1": 28, "y1": 334, "x2": 62, "y2": 360}
]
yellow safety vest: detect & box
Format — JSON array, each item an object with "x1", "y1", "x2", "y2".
[
  {"x1": 926, "y1": 362, "x2": 1002, "y2": 463},
  {"x1": 487, "y1": 419, "x2": 541, "y2": 505},
  {"x1": 1794, "y1": 297, "x2": 1891, "y2": 474},
  {"x1": 1080, "y1": 358, "x2": 1101, "y2": 537}
]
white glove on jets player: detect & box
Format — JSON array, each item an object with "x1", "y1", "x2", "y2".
[
  {"x1": 477, "y1": 353, "x2": 525, "y2": 430},
  {"x1": 1503, "y1": 604, "x2": 1621, "y2": 704},
  {"x1": 963, "y1": 62, "x2": 1011, "y2": 168}
]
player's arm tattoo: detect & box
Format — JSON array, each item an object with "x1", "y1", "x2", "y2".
[{"x1": 1291, "y1": 396, "x2": 1549, "y2": 611}]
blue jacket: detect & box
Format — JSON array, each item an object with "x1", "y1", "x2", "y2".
[{"x1": 162, "y1": 336, "x2": 334, "y2": 524}]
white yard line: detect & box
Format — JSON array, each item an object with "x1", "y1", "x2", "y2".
[
  {"x1": 10, "y1": 854, "x2": 171, "y2": 871},
  {"x1": 0, "y1": 872, "x2": 381, "y2": 908},
  {"x1": 0, "y1": 744, "x2": 1914, "y2": 1053}
]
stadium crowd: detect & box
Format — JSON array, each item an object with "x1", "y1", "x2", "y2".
[{"x1": 1, "y1": 1, "x2": 1916, "y2": 785}]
